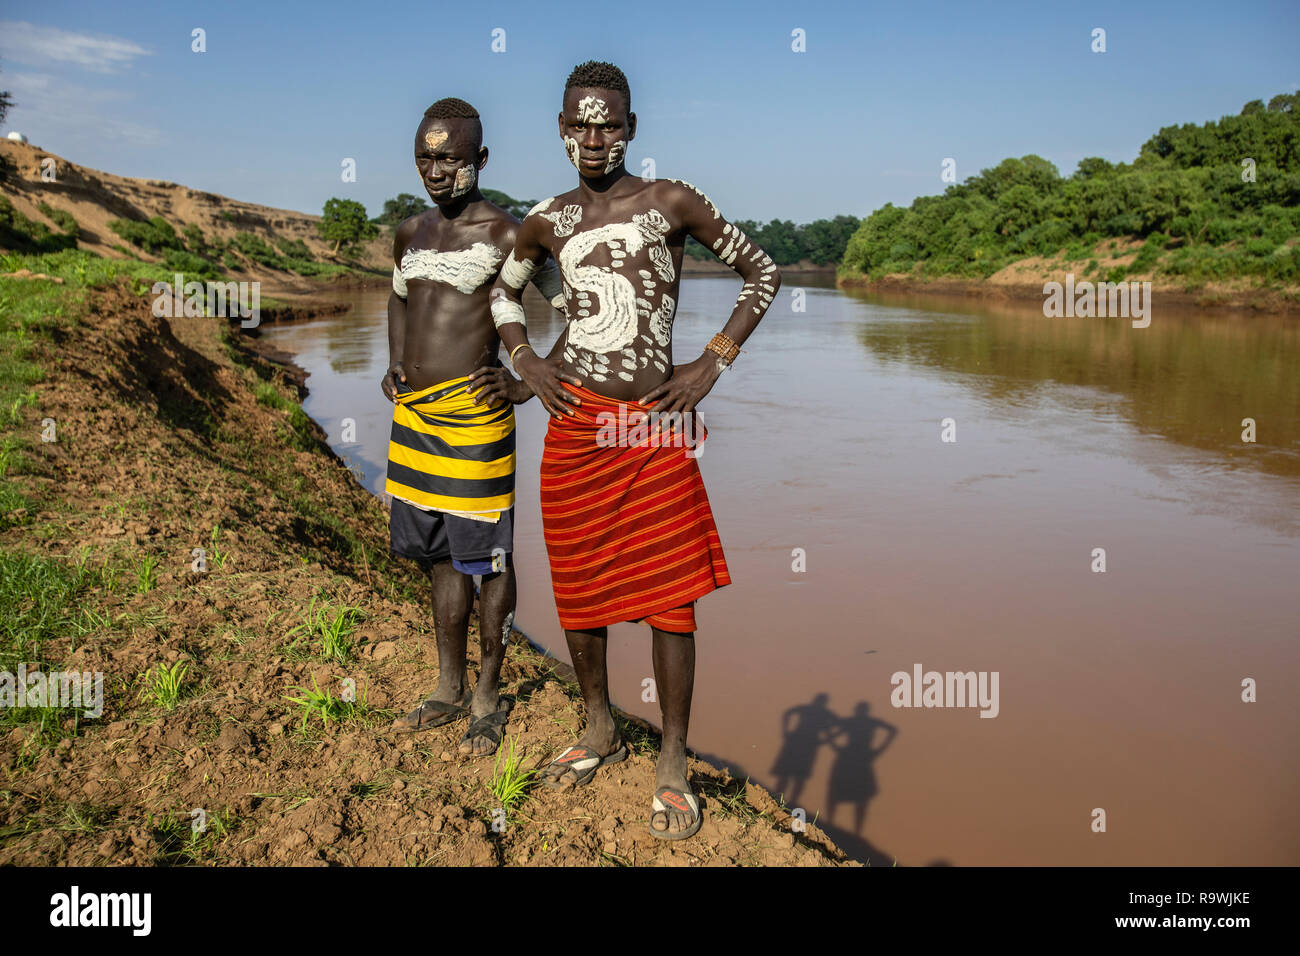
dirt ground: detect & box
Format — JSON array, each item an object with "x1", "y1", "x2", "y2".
[{"x1": 0, "y1": 279, "x2": 855, "y2": 867}]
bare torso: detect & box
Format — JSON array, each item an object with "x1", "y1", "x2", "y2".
[
  {"x1": 533, "y1": 179, "x2": 705, "y2": 401},
  {"x1": 396, "y1": 206, "x2": 518, "y2": 390}
]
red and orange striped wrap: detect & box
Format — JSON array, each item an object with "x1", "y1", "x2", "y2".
[{"x1": 540, "y1": 384, "x2": 731, "y2": 633}]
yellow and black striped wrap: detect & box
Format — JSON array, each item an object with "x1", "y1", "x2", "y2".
[{"x1": 385, "y1": 376, "x2": 515, "y2": 518}]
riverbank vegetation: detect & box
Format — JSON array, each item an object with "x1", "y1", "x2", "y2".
[{"x1": 841, "y1": 92, "x2": 1300, "y2": 287}]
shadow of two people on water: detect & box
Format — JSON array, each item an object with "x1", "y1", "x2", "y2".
[
  {"x1": 767, "y1": 693, "x2": 951, "y2": 866},
  {"x1": 770, "y1": 694, "x2": 892, "y2": 834}
]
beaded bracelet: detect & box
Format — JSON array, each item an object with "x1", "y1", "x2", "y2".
[{"x1": 706, "y1": 332, "x2": 741, "y2": 366}]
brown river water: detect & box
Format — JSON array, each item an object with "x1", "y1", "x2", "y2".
[{"x1": 259, "y1": 277, "x2": 1300, "y2": 866}]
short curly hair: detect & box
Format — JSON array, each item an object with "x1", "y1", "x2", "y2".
[
  {"x1": 564, "y1": 61, "x2": 630, "y2": 111},
  {"x1": 423, "y1": 97, "x2": 480, "y2": 120}
]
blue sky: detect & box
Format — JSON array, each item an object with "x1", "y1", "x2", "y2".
[{"x1": 2, "y1": 0, "x2": 1296, "y2": 223}]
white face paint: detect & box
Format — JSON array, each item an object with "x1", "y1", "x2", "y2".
[
  {"x1": 604, "y1": 140, "x2": 626, "y2": 174},
  {"x1": 564, "y1": 136, "x2": 581, "y2": 171},
  {"x1": 451, "y1": 164, "x2": 477, "y2": 197},
  {"x1": 576, "y1": 96, "x2": 609, "y2": 124},
  {"x1": 399, "y1": 241, "x2": 503, "y2": 294},
  {"x1": 424, "y1": 128, "x2": 449, "y2": 151}
]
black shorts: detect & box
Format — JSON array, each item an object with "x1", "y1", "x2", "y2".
[{"x1": 389, "y1": 498, "x2": 513, "y2": 574}]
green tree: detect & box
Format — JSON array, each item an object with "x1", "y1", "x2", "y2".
[
  {"x1": 318, "y1": 198, "x2": 378, "y2": 255},
  {"x1": 0, "y1": 63, "x2": 13, "y2": 126},
  {"x1": 481, "y1": 188, "x2": 536, "y2": 219},
  {"x1": 841, "y1": 91, "x2": 1300, "y2": 283},
  {"x1": 372, "y1": 193, "x2": 429, "y2": 226}
]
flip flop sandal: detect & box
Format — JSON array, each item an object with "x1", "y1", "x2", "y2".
[
  {"x1": 390, "y1": 687, "x2": 471, "y2": 733},
  {"x1": 540, "y1": 741, "x2": 628, "y2": 789},
  {"x1": 649, "y1": 785, "x2": 702, "y2": 841},
  {"x1": 458, "y1": 703, "x2": 514, "y2": 756}
]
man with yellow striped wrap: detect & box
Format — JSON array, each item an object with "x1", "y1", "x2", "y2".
[
  {"x1": 386, "y1": 376, "x2": 517, "y2": 565},
  {"x1": 382, "y1": 97, "x2": 564, "y2": 757}
]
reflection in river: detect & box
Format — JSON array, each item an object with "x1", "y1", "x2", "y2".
[{"x1": 260, "y1": 277, "x2": 1300, "y2": 866}]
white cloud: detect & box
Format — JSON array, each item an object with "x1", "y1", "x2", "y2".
[
  {"x1": 0, "y1": 21, "x2": 151, "y2": 73},
  {"x1": 4, "y1": 71, "x2": 161, "y2": 148}
]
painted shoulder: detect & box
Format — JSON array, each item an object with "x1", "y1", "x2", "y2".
[
  {"x1": 660, "y1": 178, "x2": 721, "y2": 220},
  {"x1": 524, "y1": 194, "x2": 587, "y2": 240},
  {"x1": 524, "y1": 196, "x2": 557, "y2": 218},
  {"x1": 393, "y1": 209, "x2": 436, "y2": 259}
]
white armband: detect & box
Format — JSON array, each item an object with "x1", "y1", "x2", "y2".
[
  {"x1": 489, "y1": 289, "x2": 526, "y2": 330},
  {"x1": 500, "y1": 251, "x2": 539, "y2": 290},
  {"x1": 392, "y1": 264, "x2": 407, "y2": 299}
]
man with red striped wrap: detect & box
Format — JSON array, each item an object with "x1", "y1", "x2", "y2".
[{"x1": 477, "y1": 61, "x2": 780, "y2": 840}]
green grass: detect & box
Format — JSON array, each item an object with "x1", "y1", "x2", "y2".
[
  {"x1": 488, "y1": 735, "x2": 536, "y2": 821},
  {"x1": 253, "y1": 381, "x2": 317, "y2": 451},
  {"x1": 2, "y1": 248, "x2": 176, "y2": 289},
  {"x1": 285, "y1": 595, "x2": 362, "y2": 663},
  {"x1": 36, "y1": 202, "x2": 78, "y2": 235},
  {"x1": 0, "y1": 548, "x2": 109, "y2": 670},
  {"x1": 148, "y1": 807, "x2": 235, "y2": 864},
  {"x1": 139, "y1": 660, "x2": 189, "y2": 710},
  {"x1": 208, "y1": 525, "x2": 229, "y2": 568},
  {"x1": 134, "y1": 554, "x2": 158, "y2": 593},
  {"x1": 697, "y1": 776, "x2": 762, "y2": 824},
  {"x1": 284, "y1": 674, "x2": 371, "y2": 732},
  {"x1": 0, "y1": 197, "x2": 77, "y2": 253}
]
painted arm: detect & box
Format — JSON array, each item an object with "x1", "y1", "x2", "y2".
[
  {"x1": 469, "y1": 224, "x2": 572, "y2": 407},
  {"x1": 486, "y1": 215, "x2": 582, "y2": 417},
  {"x1": 639, "y1": 182, "x2": 782, "y2": 415}
]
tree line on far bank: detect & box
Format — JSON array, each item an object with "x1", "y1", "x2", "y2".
[
  {"x1": 841, "y1": 92, "x2": 1300, "y2": 285},
  {"x1": 366, "y1": 192, "x2": 862, "y2": 267}
]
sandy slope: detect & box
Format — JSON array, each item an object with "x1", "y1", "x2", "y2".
[{"x1": 0, "y1": 139, "x2": 391, "y2": 290}]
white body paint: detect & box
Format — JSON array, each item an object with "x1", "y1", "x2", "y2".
[
  {"x1": 649, "y1": 292, "x2": 675, "y2": 347},
  {"x1": 490, "y1": 289, "x2": 525, "y2": 330},
  {"x1": 499, "y1": 252, "x2": 566, "y2": 312},
  {"x1": 542, "y1": 204, "x2": 583, "y2": 237},
  {"x1": 500, "y1": 250, "x2": 539, "y2": 290},
  {"x1": 398, "y1": 241, "x2": 503, "y2": 295},
  {"x1": 667, "y1": 179, "x2": 720, "y2": 219},
  {"x1": 558, "y1": 209, "x2": 673, "y2": 354}
]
